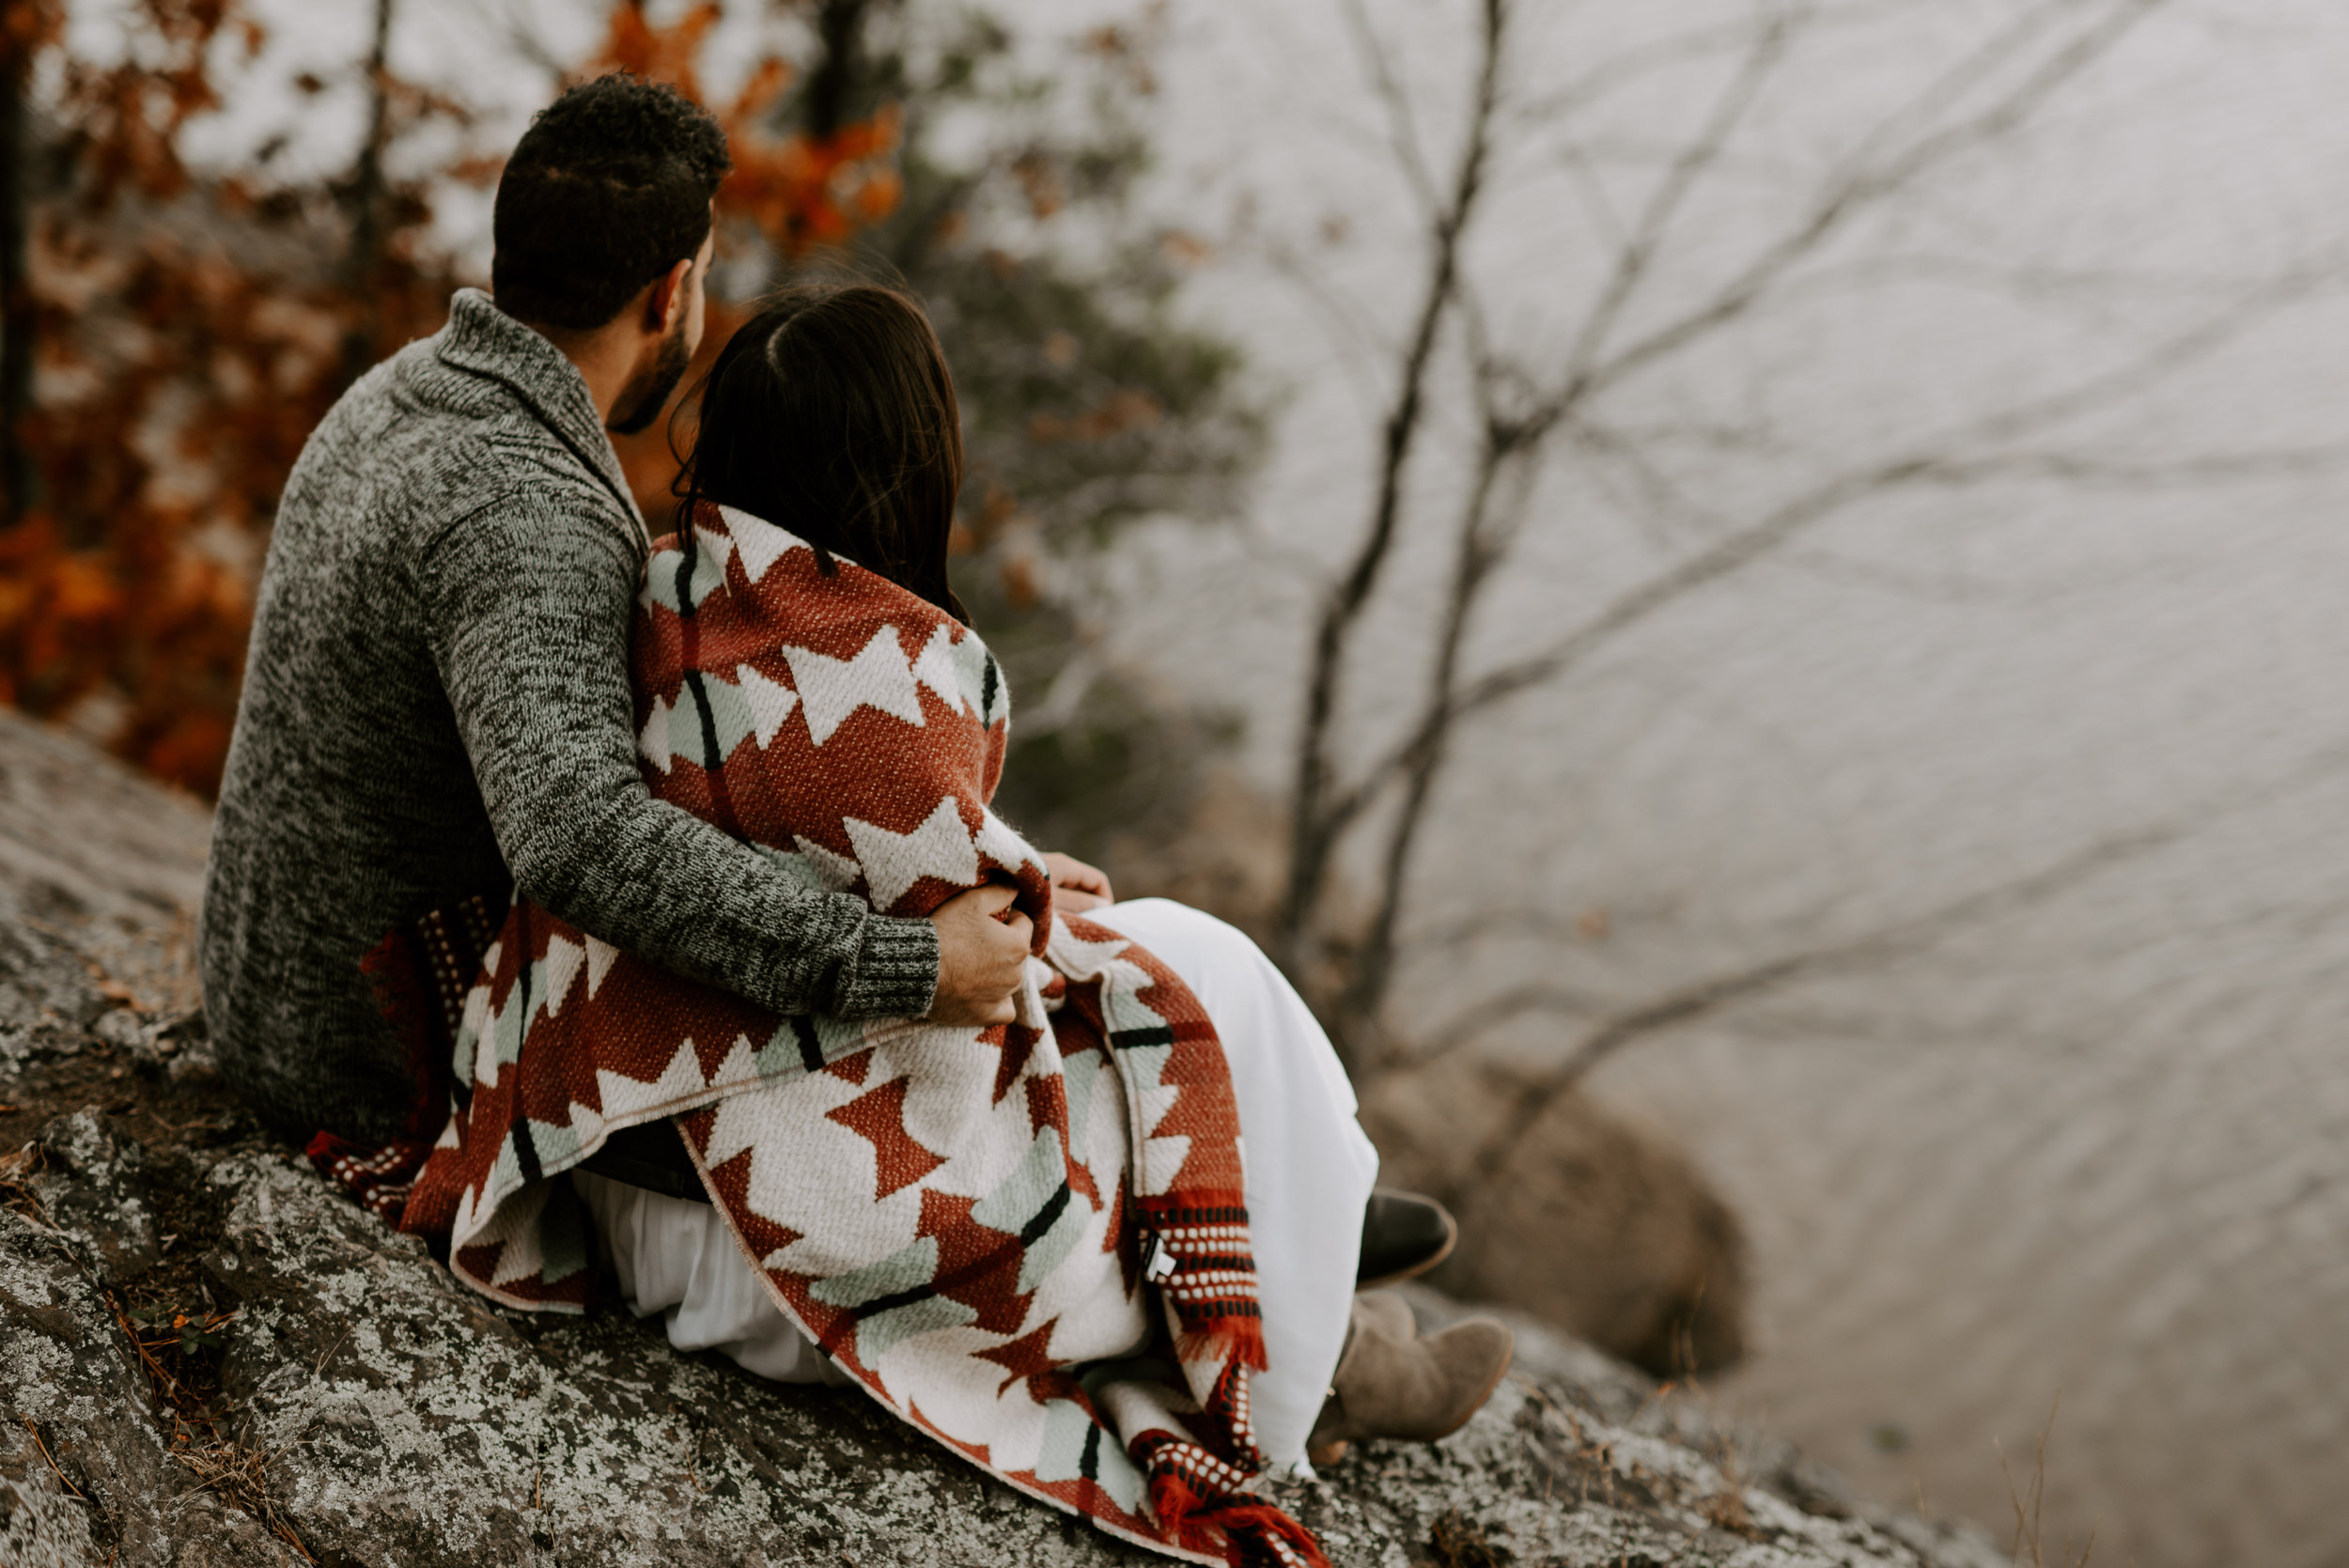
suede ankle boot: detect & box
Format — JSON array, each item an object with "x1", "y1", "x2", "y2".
[{"x1": 1306, "y1": 1293, "x2": 1514, "y2": 1466}]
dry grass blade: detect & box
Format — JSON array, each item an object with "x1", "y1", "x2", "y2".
[
  {"x1": 311, "y1": 1322, "x2": 353, "y2": 1382},
  {"x1": 1702, "y1": 1482, "x2": 1760, "y2": 1538},
  {"x1": 0, "y1": 1142, "x2": 43, "y2": 1222},
  {"x1": 105, "y1": 1291, "x2": 188, "y2": 1406},
  {"x1": 20, "y1": 1416, "x2": 86, "y2": 1500},
  {"x1": 177, "y1": 1434, "x2": 319, "y2": 1563},
  {"x1": 1999, "y1": 1391, "x2": 2096, "y2": 1568},
  {"x1": 1425, "y1": 1507, "x2": 1511, "y2": 1568}
]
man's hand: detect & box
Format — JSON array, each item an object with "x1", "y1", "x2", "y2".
[
  {"x1": 1040, "y1": 851, "x2": 1114, "y2": 914},
  {"x1": 926, "y1": 883, "x2": 1033, "y2": 1026}
]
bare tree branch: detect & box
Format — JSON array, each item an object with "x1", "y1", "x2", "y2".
[
  {"x1": 1553, "y1": 131, "x2": 1628, "y2": 253},
  {"x1": 1508, "y1": 1, "x2": 1904, "y2": 133},
  {"x1": 1568, "y1": 0, "x2": 2168, "y2": 411},
  {"x1": 1396, "y1": 980, "x2": 1612, "y2": 1068},
  {"x1": 1389, "y1": 265, "x2": 2344, "y2": 768},
  {"x1": 1335, "y1": 397, "x2": 1538, "y2": 1041},
  {"x1": 1252, "y1": 235, "x2": 1393, "y2": 418},
  {"x1": 1274, "y1": 0, "x2": 2345, "y2": 1081},
  {"x1": 1275, "y1": 0, "x2": 1508, "y2": 975},
  {"x1": 1454, "y1": 739, "x2": 2349, "y2": 1193},
  {"x1": 1287, "y1": 2, "x2": 2182, "y2": 1016},
  {"x1": 1556, "y1": 6, "x2": 1797, "y2": 390},
  {"x1": 1338, "y1": 0, "x2": 1441, "y2": 218},
  {"x1": 1329, "y1": 450, "x2": 1929, "y2": 860},
  {"x1": 492, "y1": 0, "x2": 572, "y2": 82}
]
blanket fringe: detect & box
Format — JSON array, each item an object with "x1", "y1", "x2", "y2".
[
  {"x1": 1174, "y1": 1316, "x2": 1268, "y2": 1374},
  {"x1": 1148, "y1": 1473, "x2": 1330, "y2": 1568}
]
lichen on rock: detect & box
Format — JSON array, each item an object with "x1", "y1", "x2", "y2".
[
  {"x1": 0, "y1": 1124, "x2": 2010, "y2": 1568},
  {"x1": 0, "y1": 706, "x2": 2012, "y2": 1568}
]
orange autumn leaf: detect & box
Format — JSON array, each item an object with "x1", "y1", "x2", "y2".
[
  {"x1": 0, "y1": 0, "x2": 464, "y2": 793},
  {"x1": 598, "y1": 0, "x2": 721, "y2": 101},
  {"x1": 3, "y1": 0, "x2": 909, "y2": 795}
]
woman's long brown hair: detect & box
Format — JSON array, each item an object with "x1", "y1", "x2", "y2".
[{"x1": 673, "y1": 281, "x2": 967, "y2": 621}]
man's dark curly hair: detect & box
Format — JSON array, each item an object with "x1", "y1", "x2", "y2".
[{"x1": 491, "y1": 74, "x2": 732, "y2": 331}]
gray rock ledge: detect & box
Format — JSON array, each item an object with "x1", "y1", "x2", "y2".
[
  {"x1": 0, "y1": 707, "x2": 2006, "y2": 1568},
  {"x1": 2, "y1": 1116, "x2": 2004, "y2": 1568}
]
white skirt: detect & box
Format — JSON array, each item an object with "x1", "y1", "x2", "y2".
[{"x1": 571, "y1": 897, "x2": 1379, "y2": 1470}]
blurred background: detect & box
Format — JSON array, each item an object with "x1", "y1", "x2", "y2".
[{"x1": 8, "y1": 0, "x2": 2349, "y2": 1561}]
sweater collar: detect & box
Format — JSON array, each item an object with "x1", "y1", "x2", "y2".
[{"x1": 433, "y1": 287, "x2": 648, "y2": 551}]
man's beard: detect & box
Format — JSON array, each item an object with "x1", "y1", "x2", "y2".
[{"x1": 606, "y1": 317, "x2": 694, "y2": 436}]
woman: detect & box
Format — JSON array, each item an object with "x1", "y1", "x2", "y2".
[{"x1": 396, "y1": 283, "x2": 1511, "y2": 1565}]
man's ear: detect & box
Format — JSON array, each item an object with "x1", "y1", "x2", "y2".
[{"x1": 646, "y1": 254, "x2": 694, "y2": 334}]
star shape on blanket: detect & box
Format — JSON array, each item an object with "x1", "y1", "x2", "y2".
[
  {"x1": 782, "y1": 625, "x2": 929, "y2": 746},
  {"x1": 719, "y1": 505, "x2": 804, "y2": 583},
  {"x1": 583, "y1": 935, "x2": 620, "y2": 997},
  {"x1": 973, "y1": 805, "x2": 1041, "y2": 879},
  {"x1": 692, "y1": 523, "x2": 737, "y2": 578},
  {"x1": 909, "y1": 623, "x2": 968, "y2": 717},
  {"x1": 917, "y1": 1188, "x2": 1034, "y2": 1334},
  {"x1": 683, "y1": 1115, "x2": 808, "y2": 1265},
  {"x1": 976, "y1": 1314, "x2": 1064, "y2": 1402},
  {"x1": 732, "y1": 663, "x2": 801, "y2": 747},
  {"x1": 843, "y1": 795, "x2": 981, "y2": 910},
  {"x1": 825, "y1": 1075, "x2": 947, "y2": 1200}
]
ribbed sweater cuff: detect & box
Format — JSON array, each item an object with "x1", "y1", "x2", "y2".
[{"x1": 834, "y1": 913, "x2": 941, "y2": 1020}]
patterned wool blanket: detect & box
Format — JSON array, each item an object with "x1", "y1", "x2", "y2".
[{"x1": 387, "y1": 503, "x2": 1326, "y2": 1568}]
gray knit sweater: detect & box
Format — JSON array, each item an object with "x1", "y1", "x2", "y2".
[{"x1": 200, "y1": 289, "x2": 941, "y2": 1142}]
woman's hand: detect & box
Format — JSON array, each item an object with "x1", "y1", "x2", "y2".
[
  {"x1": 926, "y1": 884, "x2": 1033, "y2": 1026},
  {"x1": 1040, "y1": 851, "x2": 1114, "y2": 914}
]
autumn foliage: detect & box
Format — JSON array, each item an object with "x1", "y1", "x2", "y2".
[
  {"x1": 0, "y1": 0, "x2": 900, "y2": 794},
  {"x1": 600, "y1": 3, "x2": 901, "y2": 253}
]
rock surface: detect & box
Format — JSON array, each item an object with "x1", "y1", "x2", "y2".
[
  {"x1": 1361, "y1": 1064, "x2": 1750, "y2": 1376},
  {"x1": 7, "y1": 1128, "x2": 2007, "y2": 1568},
  {"x1": 0, "y1": 707, "x2": 2009, "y2": 1567}
]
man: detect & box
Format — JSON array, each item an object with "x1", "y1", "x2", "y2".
[{"x1": 200, "y1": 75, "x2": 1034, "y2": 1144}]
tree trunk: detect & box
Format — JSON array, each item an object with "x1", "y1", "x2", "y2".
[
  {"x1": 803, "y1": 0, "x2": 872, "y2": 140},
  {"x1": 0, "y1": 23, "x2": 34, "y2": 528},
  {"x1": 337, "y1": 0, "x2": 395, "y2": 389}
]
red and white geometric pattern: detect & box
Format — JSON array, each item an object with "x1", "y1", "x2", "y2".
[{"x1": 394, "y1": 504, "x2": 1327, "y2": 1568}]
